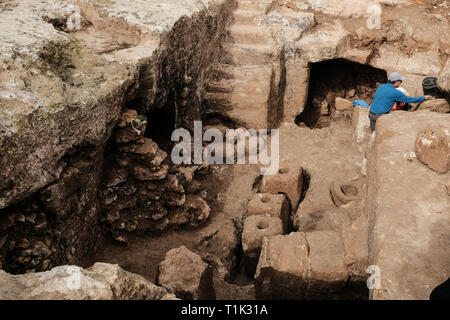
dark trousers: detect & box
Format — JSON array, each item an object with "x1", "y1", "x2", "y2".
[{"x1": 368, "y1": 112, "x2": 384, "y2": 132}]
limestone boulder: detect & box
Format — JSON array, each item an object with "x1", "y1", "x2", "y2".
[
  {"x1": 0, "y1": 263, "x2": 168, "y2": 300},
  {"x1": 415, "y1": 125, "x2": 450, "y2": 174},
  {"x1": 335, "y1": 97, "x2": 352, "y2": 111},
  {"x1": 294, "y1": 21, "x2": 350, "y2": 63},
  {"x1": 158, "y1": 246, "x2": 215, "y2": 300}
]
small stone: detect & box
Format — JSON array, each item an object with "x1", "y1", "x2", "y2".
[
  {"x1": 117, "y1": 138, "x2": 165, "y2": 163},
  {"x1": 158, "y1": 246, "x2": 215, "y2": 300},
  {"x1": 164, "y1": 175, "x2": 184, "y2": 193},
  {"x1": 0, "y1": 235, "x2": 7, "y2": 250},
  {"x1": 133, "y1": 164, "x2": 169, "y2": 181},
  {"x1": 20, "y1": 249, "x2": 33, "y2": 257},
  {"x1": 155, "y1": 218, "x2": 170, "y2": 231},
  {"x1": 26, "y1": 213, "x2": 36, "y2": 224},
  {"x1": 117, "y1": 109, "x2": 138, "y2": 128},
  {"x1": 335, "y1": 97, "x2": 353, "y2": 111},
  {"x1": 107, "y1": 211, "x2": 120, "y2": 224},
  {"x1": 41, "y1": 259, "x2": 51, "y2": 270},
  {"x1": 34, "y1": 220, "x2": 48, "y2": 232},
  {"x1": 16, "y1": 239, "x2": 30, "y2": 249},
  {"x1": 177, "y1": 167, "x2": 194, "y2": 183},
  {"x1": 114, "y1": 235, "x2": 128, "y2": 245},
  {"x1": 16, "y1": 256, "x2": 31, "y2": 265},
  {"x1": 180, "y1": 87, "x2": 190, "y2": 99},
  {"x1": 346, "y1": 89, "x2": 356, "y2": 98},
  {"x1": 104, "y1": 167, "x2": 128, "y2": 187},
  {"x1": 320, "y1": 100, "x2": 329, "y2": 116},
  {"x1": 126, "y1": 222, "x2": 137, "y2": 233}
]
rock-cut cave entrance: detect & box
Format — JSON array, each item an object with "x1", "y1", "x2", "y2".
[
  {"x1": 144, "y1": 91, "x2": 177, "y2": 153},
  {"x1": 296, "y1": 59, "x2": 387, "y2": 129}
]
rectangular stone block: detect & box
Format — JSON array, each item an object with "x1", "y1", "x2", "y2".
[
  {"x1": 306, "y1": 231, "x2": 348, "y2": 297},
  {"x1": 242, "y1": 215, "x2": 283, "y2": 277},
  {"x1": 260, "y1": 166, "x2": 303, "y2": 210},
  {"x1": 254, "y1": 232, "x2": 310, "y2": 300},
  {"x1": 255, "y1": 231, "x2": 348, "y2": 299},
  {"x1": 247, "y1": 193, "x2": 290, "y2": 232},
  {"x1": 352, "y1": 105, "x2": 371, "y2": 153},
  {"x1": 341, "y1": 214, "x2": 369, "y2": 283}
]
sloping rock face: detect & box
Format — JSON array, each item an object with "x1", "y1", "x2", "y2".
[
  {"x1": 0, "y1": 263, "x2": 169, "y2": 300},
  {"x1": 0, "y1": 0, "x2": 234, "y2": 273},
  {"x1": 367, "y1": 111, "x2": 450, "y2": 300},
  {"x1": 0, "y1": 0, "x2": 136, "y2": 274}
]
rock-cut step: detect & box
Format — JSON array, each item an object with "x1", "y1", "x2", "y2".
[
  {"x1": 222, "y1": 43, "x2": 277, "y2": 66},
  {"x1": 233, "y1": 9, "x2": 261, "y2": 25},
  {"x1": 229, "y1": 24, "x2": 273, "y2": 45},
  {"x1": 237, "y1": 0, "x2": 272, "y2": 11}
]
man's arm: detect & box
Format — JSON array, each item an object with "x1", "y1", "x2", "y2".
[{"x1": 393, "y1": 90, "x2": 425, "y2": 104}]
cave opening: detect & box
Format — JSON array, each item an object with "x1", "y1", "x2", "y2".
[
  {"x1": 296, "y1": 59, "x2": 387, "y2": 129},
  {"x1": 144, "y1": 91, "x2": 177, "y2": 153}
]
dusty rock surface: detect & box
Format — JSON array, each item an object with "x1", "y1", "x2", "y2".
[{"x1": 368, "y1": 111, "x2": 450, "y2": 300}]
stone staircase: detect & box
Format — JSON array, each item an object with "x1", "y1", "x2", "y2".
[{"x1": 204, "y1": 0, "x2": 284, "y2": 129}]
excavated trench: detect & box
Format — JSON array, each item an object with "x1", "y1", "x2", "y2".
[
  {"x1": 296, "y1": 59, "x2": 387, "y2": 128},
  {"x1": 0, "y1": 2, "x2": 386, "y2": 300},
  {"x1": 0, "y1": 57, "x2": 374, "y2": 298}
]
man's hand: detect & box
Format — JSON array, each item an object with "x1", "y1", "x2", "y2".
[{"x1": 424, "y1": 95, "x2": 433, "y2": 100}]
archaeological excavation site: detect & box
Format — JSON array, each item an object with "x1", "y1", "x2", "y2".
[{"x1": 0, "y1": 0, "x2": 449, "y2": 302}]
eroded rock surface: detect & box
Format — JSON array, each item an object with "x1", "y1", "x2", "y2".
[{"x1": 0, "y1": 263, "x2": 169, "y2": 300}]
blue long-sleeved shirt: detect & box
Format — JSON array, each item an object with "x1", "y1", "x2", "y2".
[{"x1": 370, "y1": 83, "x2": 425, "y2": 114}]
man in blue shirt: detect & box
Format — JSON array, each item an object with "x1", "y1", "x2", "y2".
[{"x1": 369, "y1": 72, "x2": 431, "y2": 131}]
